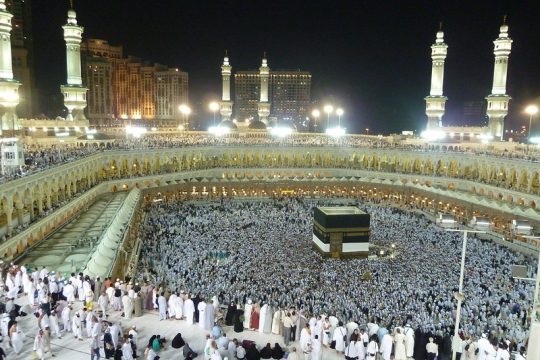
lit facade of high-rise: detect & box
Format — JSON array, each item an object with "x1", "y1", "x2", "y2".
[
  {"x1": 234, "y1": 71, "x2": 260, "y2": 123},
  {"x1": 81, "y1": 39, "x2": 122, "y2": 123},
  {"x1": 234, "y1": 68, "x2": 311, "y2": 128},
  {"x1": 81, "y1": 38, "x2": 188, "y2": 125},
  {"x1": 271, "y1": 71, "x2": 311, "y2": 129},
  {"x1": 155, "y1": 68, "x2": 188, "y2": 123}
]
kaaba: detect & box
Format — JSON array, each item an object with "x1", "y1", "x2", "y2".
[{"x1": 312, "y1": 206, "x2": 370, "y2": 258}]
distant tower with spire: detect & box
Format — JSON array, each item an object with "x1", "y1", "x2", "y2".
[
  {"x1": 0, "y1": 0, "x2": 21, "y2": 134},
  {"x1": 257, "y1": 53, "x2": 271, "y2": 124},
  {"x1": 60, "y1": 0, "x2": 87, "y2": 121},
  {"x1": 220, "y1": 51, "x2": 233, "y2": 121},
  {"x1": 425, "y1": 23, "x2": 448, "y2": 130},
  {"x1": 486, "y1": 17, "x2": 512, "y2": 140}
]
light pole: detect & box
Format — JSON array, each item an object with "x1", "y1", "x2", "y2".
[
  {"x1": 311, "y1": 109, "x2": 320, "y2": 132},
  {"x1": 179, "y1": 104, "x2": 191, "y2": 130},
  {"x1": 323, "y1": 105, "x2": 333, "y2": 129},
  {"x1": 209, "y1": 102, "x2": 220, "y2": 126},
  {"x1": 525, "y1": 105, "x2": 539, "y2": 140},
  {"x1": 365, "y1": 128, "x2": 370, "y2": 136},
  {"x1": 336, "y1": 108, "x2": 344, "y2": 127},
  {"x1": 446, "y1": 228, "x2": 486, "y2": 360}
]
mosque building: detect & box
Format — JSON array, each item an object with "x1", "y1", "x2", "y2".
[{"x1": 423, "y1": 19, "x2": 513, "y2": 143}]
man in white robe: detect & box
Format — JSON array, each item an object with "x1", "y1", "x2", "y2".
[
  {"x1": 477, "y1": 334, "x2": 490, "y2": 360},
  {"x1": 359, "y1": 328, "x2": 369, "y2": 360},
  {"x1": 158, "y1": 293, "x2": 167, "y2": 320},
  {"x1": 49, "y1": 310, "x2": 62, "y2": 339},
  {"x1": 184, "y1": 295, "x2": 195, "y2": 324},
  {"x1": 263, "y1": 304, "x2": 273, "y2": 334},
  {"x1": 61, "y1": 305, "x2": 72, "y2": 333},
  {"x1": 259, "y1": 303, "x2": 268, "y2": 334},
  {"x1": 174, "y1": 293, "x2": 184, "y2": 319},
  {"x1": 394, "y1": 328, "x2": 407, "y2": 360},
  {"x1": 72, "y1": 313, "x2": 83, "y2": 340},
  {"x1": 404, "y1": 324, "x2": 415, "y2": 359},
  {"x1": 110, "y1": 322, "x2": 122, "y2": 350},
  {"x1": 205, "y1": 301, "x2": 215, "y2": 331},
  {"x1": 300, "y1": 324, "x2": 312, "y2": 357},
  {"x1": 243, "y1": 300, "x2": 253, "y2": 329},
  {"x1": 332, "y1": 322, "x2": 347, "y2": 353},
  {"x1": 198, "y1": 299, "x2": 207, "y2": 329},
  {"x1": 168, "y1": 293, "x2": 177, "y2": 319},
  {"x1": 123, "y1": 294, "x2": 134, "y2": 320},
  {"x1": 312, "y1": 334, "x2": 322, "y2": 360},
  {"x1": 63, "y1": 281, "x2": 75, "y2": 304},
  {"x1": 98, "y1": 292, "x2": 109, "y2": 316},
  {"x1": 380, "y1": 333, "x2": 393, "y2": 360},
  {"x1": 272, "y1": 308, "x2": 282, "y2": 335}
]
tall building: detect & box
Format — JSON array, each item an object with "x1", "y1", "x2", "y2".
[
  {"x1": 271, "y1": 71, "x2": 311, "y2": 129},
  {"x1": 60, "y1": 4, "x2": 87, "y2": 121},
  {"x1": 83, "y1": 57, "x2": 113, "y2": 122},
  {"x1": 462, "y1": 101, "x2": 487, "y2": 125},
  {"x1": 81, "y1": 39, "x2": 122, "y2": 124},
  {"x1": 155, "y1": 68, "x2": 188, "y2": 124},
  {"x1": 257, "y1": 56, "x2": 271, "y2": 124},
  {"x1": 6, "y1": 0, "x2": 34, "y2": 118},
  {"x1": 234, "y1": 71, "x2": 260, "y2": 122},
  {"x1": 0, "y1": 0, "x2": 21, "y2": 133},
  {"x1": 486, "y1": 19, "x2": 512, "y2": 140},
  {"x1": 234, "y1": 67, "x2": 311, "y2": 129},
  {"x1": 425, "y1": 26, "x2": 448, "y2": 130},
  {"x1": 81, "y1": 38, "x2": 188, "y2": 125},
  {"x1": 219, "y1": 54, "x2": 233, "y2": 121}
]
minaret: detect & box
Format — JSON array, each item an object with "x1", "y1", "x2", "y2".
[
  {"x1": 60, "y1": 0, "x2": 87, "y2": 121},
  {"x1": 425, "y1": 24, "x2": 448, "y2": 130},
  {"x1": 219, "y1": 51, "x2": 233, "y2": 121},
  {"x1": 486, "y1": 17, "x2": 512, "y2": 140},
  {"x1": 0, "y1": 0, "x2": 21, "y2": 135},
  {"x1": 257, "y1": 53, "x2": 271, "y2": 124}
]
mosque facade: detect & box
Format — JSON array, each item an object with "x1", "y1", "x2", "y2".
[{"x1": 424, "y1": 20, "x2": 512, "y2": 142}]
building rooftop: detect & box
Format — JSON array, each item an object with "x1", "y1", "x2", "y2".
[{"x1": 317, "y1": 206, "x2": 366, "y2": 215}]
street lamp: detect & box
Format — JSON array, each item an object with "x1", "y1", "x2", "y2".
[
  {"x1": 179, "y1": 104, "x2": 191, "y2": 129},
  {"x1": 209, "y1": 102, "x2": 220, "y2": 126},
  {"x1": 446, "y1": 227, "x2": 486, "y2": 360},
  {"x1": 323, "y1": 105, "x2": 334, "y2": 129},
  {"x1": 336, "y1": 108, "x2": 344, "y2": 127},
  {"x1": 525, "y1": 105, "x2": 539, "y2": 140},
  {"x1": 311, "y1": 109, "x2": 320, "y2": 132},
  {"x1": 365, "y1": 128, "x2": 370, "y2": 135}
]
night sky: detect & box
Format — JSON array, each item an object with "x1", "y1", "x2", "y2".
[{"x1": 31, "y1": 0, "x2": 540, "y2": 134}]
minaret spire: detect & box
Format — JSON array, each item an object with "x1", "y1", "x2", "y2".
[
  {"x1": 60, "y1": 1, "x2": 88, "y2": 122},
  {"x1": 424, "y1": 24, "x2": 448, "y2": 130},
  {"x1": 485, "y1": 18, "x2": 512, "y2": 140},
  {"x1": 0, "y1": 0, "x2": 21, "y2": 134},
  {"x1": 220, "y1": 52, "x2": 233, "y2": 121},
  {"x1": 258, "y1": 54, "x2": 271, "y2": 124}
]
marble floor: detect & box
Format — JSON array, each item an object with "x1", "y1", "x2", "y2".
[{"x1": 2, "y1": 298, "x2": 347, "y2": 360}]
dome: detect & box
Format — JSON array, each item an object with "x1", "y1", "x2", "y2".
[
  {"x1": 248, "y1": 120, "x2": 267, "y2": 130},
  {"x1": 218, "y1": 120, "x2": 238, "y2": 130}
]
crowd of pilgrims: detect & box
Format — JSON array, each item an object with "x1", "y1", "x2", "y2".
[
  {"x1": 2, "y1": 132, "x2": 539, "y2": 184},
  {"x1": 137, "y1": 197, "x2": 535, "y2": 354},
  {"x1": 0, "y1": 197, "x2": 535, "y2": 359}
]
